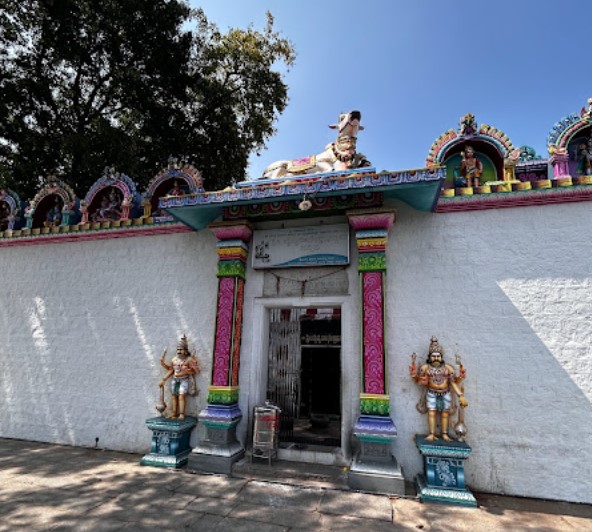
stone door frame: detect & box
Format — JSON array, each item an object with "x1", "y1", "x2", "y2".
[{"x1": 242, "y1": 295, "x2": 357, "y2": 465}]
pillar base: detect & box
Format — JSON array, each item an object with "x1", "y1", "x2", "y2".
[
  {"x1": 140, "y1": 416, "x2": 197, "y2": 469},
  {"x1": 187, "y1": 404, "x2": 245, "y2": 475},
  {"x1": 348, "y1": 415, "x2": 405, "y2": 495},
  {"x1": 348, "y1": 453, "x2": 405, "y2": 495}
]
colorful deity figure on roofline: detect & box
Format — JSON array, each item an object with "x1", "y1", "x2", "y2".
[
  {"x1": 459, "y1": 113, "x2": 477, "y2": 136},
  {"x1": 578, "y1": 134, "x2": 592, "y2": 176}
]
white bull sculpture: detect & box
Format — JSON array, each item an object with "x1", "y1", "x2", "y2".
[{"x1": 260, "y1": 110, "x2": 372, "y2": 180}]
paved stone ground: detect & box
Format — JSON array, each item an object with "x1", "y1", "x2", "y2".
[{"x1": 1, "y1": 438, "x2": 591, "y2": 531}]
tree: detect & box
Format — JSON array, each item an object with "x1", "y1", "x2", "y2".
[{"x1": 0, "y1": 1, "x2": 295, "y2": 200}]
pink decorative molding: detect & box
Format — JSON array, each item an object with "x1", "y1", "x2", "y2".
[
  {"x1": 0, "y1": 223, "x2": 191, "y2": 248},
  {"x1": 436, "y1": 186, "x2": 592, "y2": 213}
]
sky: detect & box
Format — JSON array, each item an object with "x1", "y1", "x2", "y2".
[{"x1": 191, "y1": 0, "x2": 592, "y2": 180}]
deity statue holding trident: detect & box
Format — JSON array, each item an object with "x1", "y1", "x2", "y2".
[
  {"x1": 159, "y1": 335, "x2": 200, "y2": 420},
  {"x1": 410, "y1": 337, "x2": 468, "y2": 442}
]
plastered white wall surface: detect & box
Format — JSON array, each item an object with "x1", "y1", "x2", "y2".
[
  {"x1": 0, "y1": 200, "x2": 590, "y2": 504},
  {"x1": 0, "y1": 231, "x2": 218, "y2": 453},
  {"x1": 386, "y1": 200, "x2": 592, "y2": 504}
]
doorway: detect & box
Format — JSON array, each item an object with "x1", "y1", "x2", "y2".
[{"x1": 267, "y1": 307, "x2": 341, "y2": 448}]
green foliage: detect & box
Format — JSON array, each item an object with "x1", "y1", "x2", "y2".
[{"x1": 0, "y1": 1, "x2": 295, "y2": 200}]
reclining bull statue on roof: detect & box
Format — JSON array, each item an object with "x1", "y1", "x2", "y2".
[{"x1": 260, "y1": 110, "x2": 372, "y2": 180}]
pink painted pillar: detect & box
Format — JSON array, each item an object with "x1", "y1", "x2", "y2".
[
  {"x1": 550, "y1": 153, "x2": 570, "y2": 179},
  {"x1": 347, "y1": 209, "x2": 404, "y2": 494},
  {"x1": 189, "y1": 220, "x2": 252, "y2": 474}
]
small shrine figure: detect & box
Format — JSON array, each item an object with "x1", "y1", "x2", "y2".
[
  {"x1": 410, "y1": 336, "x2": 468, "y2": 442},
  {"x1": 581, "y1": 97, "x2": 592, "y2": 118},
  {"x1": 94, "y1": 189, "x2": 122, "y2": 221},
  {"x1": 44, "y1": 198, "x2": 62, "y2": 227},
  {"x1": 460, "y1": 146, "x2": 483, "y2": 187},
  {"x1": 168, "y1": 180, "x2": 184, "y2": 196},
  {"x1": 159, "y1": 335, "x2": 201, "y2": 420},
  {"x1": 578, "y1": 136, "x2": 592, "y2": 176},
  {"x1": 459, "y1": 113, "x2": 477, "y2": 136},
  {"x1": 0, "y1": 201, "x2": 11, "y2": 231}
]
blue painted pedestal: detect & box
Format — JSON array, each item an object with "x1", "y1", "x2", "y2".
[
  {"x1": 415, "y1": 435, "x2": 477, "y2": 507},
  {"x1": 140, "y1": 416, "x2": 197, "y2": 469}
]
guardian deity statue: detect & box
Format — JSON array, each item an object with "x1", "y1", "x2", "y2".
[
  {"x1": 409, "y1": 336, "x2": 468, "y2": 442},
  {"x1": 159, "y1": 335, "x2": 200, "y2": 420}
]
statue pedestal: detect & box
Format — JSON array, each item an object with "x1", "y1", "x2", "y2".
[
  {"x1": 415, "y1": 435, "x2": 477, "y2": 507},
  {"x1": 140, "y1": 416, "x2": 197, "y2": 469},
  {"x1": 348, "y1": 415, "x2": 405, "y2": 495}
]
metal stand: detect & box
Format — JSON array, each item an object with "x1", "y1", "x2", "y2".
[{"x1": 252, "y1": 402, "x2": 281, "y2": 465}]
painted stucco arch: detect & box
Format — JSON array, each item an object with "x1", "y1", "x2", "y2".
[
  {"x1": 547, "y1": 99, "x2": 592, "y2": 151},
  {"x1": 426, "y1": 114, "x2": 517, "y2": 184},
  {"x1": 26, "y1": 177, "x2": 77, "y2": 228}
]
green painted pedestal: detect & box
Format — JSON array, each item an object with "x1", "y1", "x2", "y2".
[
  {"x1": 415, "y1": 435, "x2": 477, "y2": 507},
  {"x1": 140, "y1": 416, "x2": 197, "y2": 469}
]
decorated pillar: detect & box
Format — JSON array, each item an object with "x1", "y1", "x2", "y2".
[
  {"x1": 347, "y1": 208, "x2": 404, "y2": 495},
  {"x1": 550, "y1": 151, "x2": 571, "y2": 179},
  {"x1": 188, "y1": 220, "x2": 252, "y2": 474}
]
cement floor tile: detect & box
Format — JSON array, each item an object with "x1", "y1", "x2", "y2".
[
  {"x1": 485, "y1": 510, "x2": 592, "y2": 532},
  {"x1": 319, "y1": 489, "x2": 394, "y2": 522},
  {"x1": 119, "y1": 513, "x2": 222, "y2": 532},
  {"x1": 562, "y1": 516, "x2": 592, "y2": 530},
  {"x1": 85, "y1": 497, "x2": 141, "y2": 522},
  {"x1": 116, "y1": 490, "x2": 198, "y2": 512},
  {"x1": 95, "y1": 506, "x2": 198, "y2": 529},
  {"x1": 391, "y1": 497, "x2": 431, "y2": 530},
  {"x1": 229, "y1": 502, "x2": 323, "y2": 529},
  {"x1": 180, "y1": 512, "x2": 226, "y2": 531},
  {"x1": 184, "y1": 495, "x2": 239, "y2": 517},
  {"x1": 174, "y1": 473, "x2": 248, "y2": 499},
  {"x1": 122, "y1": 514, "x2": 223, "y2": 532},
  {"x1": 0, "y1": 503, "x2": 86, "y2": 531},
  {"x1": 477, "y1": 493, "x2": 592, "y2": 518},
  {"x1": 0, "y1": 488, "x2": 115, "y2": 518},
  {"x1": 211, "y1": 516, "x2": 289, "y2": 532},
  {"x1": 425, "y1": 505, "x2": 577, "y2": 532},
  {"x1": 0, "y1": 471, "x2": 83, "y2": 490},
  {"x1": 236, "y1": 480, "x2": 323, "y2": 509},
  {"x1": 49, "y1": 517, "x2": 127, "y2": 531},
  {"x1": 318, "y1": 513, "x2": 402, "y2": 531}
]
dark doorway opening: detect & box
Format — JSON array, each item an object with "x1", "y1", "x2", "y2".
[{"x1": 267, "y1": 307, "x2": 341, "y2": 448}]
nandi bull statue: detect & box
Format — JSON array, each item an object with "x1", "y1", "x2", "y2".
[{"x1": 260, "y1": 110, "x2": 372, "y2": 180}]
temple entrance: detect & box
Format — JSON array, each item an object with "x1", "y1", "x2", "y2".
[{"x1": 267, "y1": 307, "x2": 341, "y2": 448}]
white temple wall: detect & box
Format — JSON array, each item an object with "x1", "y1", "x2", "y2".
[
  {"x1": 386, "y1": 200, "x2": 592, "y2": 504},
  {"x1": 0, "y1": 201, "x2": 590, "y2": 503},
  {"x1": 0, "y1": 231, "x2": 218, "y2": 453}
]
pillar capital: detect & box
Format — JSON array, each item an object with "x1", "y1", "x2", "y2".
[
  {"x1": 347, "y1": 208, "x2": 396, "y2": 232},
  {"x1": 208, "y1": 220, "x2": 253, "y2": 243}
]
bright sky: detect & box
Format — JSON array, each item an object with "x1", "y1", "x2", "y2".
[{"x1": 191, "y1": 0, "x2": 592, "y2": 180}]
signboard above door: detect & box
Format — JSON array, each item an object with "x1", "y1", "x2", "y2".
[{"x1": 252, "y1": 224, "x2": 350, "y2": 269}]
